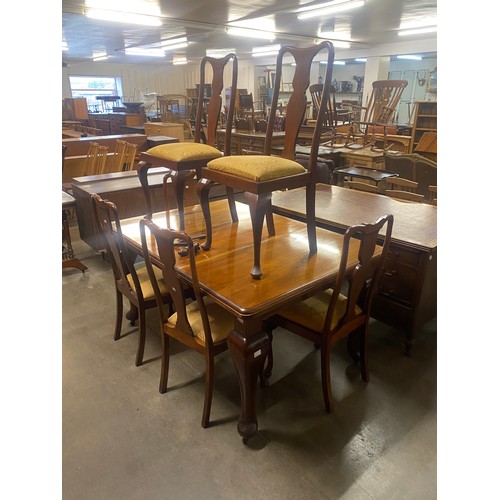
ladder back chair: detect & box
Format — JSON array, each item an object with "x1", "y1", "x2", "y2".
[
  {"x1": 139, "y1": 218, "x2": 235, "y2": 428},
  {"x1": 344, "y1": 80, "x2": 408, "y2": 151},
  {"x1": 198, "y1": 41, "x2": 336, "y2": 279},
  {"x1": 137, "y1": 53, "x2": 238, "y2": 230},
  {"x1": 91, "y1": 194, "x2": 172, "y2": 367},
  {"x1": 265, "y1": 214, "x2": 394, "y2": 413}
]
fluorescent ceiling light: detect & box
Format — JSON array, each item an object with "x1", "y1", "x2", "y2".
[
  {"x1": 252, "y1": 44, "x2": 281, "y2": 57},
  {"x1": 206, "y1": 48, "x2": 236, "y2": 58},
  {"x1": 320, "y1": 60, "x2": 346, "y2": 65},
  {"x1": 397, "y1": 54, "x2": 422, "y2": 60},
  {"x1": 125, "y1": 48, "x2": 166, "y2": 57},
  {"x1": 355, "y1": 58, "x2": 367, "y2": 62},
  {"x1": 173, "y1": 57, "x2": 188, "y2": 65},
  {"x1": 398, "y1": 26, "x2": 437, "y2": 36},
  {"x1": 227, "y1": 27, "x2": 275, "y2": 41},
  {"x1": 399, "y1": 17, "x2": 437, "y2": 30},
  {"x1": 93, "y1": 52, "x2": 108, "y2": 61},
  {"x1": 85, "y1": 8, "x2": 162, "y2": 26},
  {"x1": 297, "y1": 0, "x2": 364, "y2": 20},
  {"x1": 62, "y1": 41, "x2": 69, "y2": 51}
]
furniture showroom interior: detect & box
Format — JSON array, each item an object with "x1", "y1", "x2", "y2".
[{"x1": 9, "y1": 0, "x2": 486, "y2": 498}]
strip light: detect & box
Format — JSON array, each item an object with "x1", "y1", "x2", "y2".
[
  {"x1": 397, "y1": 55, "x2": 422, "y2": 60},
  {"x1": 160, "y1": 37, "x2": 188, "y2": 50},
  {"x1": 398, "y1": 26, "x2": 437, "y2": 36},
  {"x1": 125, "y1": 48, "x2": 166, "y2": 57},
  {"x1": 297, "y1": 0, "x2": 364, "y2": 20},
  {"x1": 252, "y1": 45, "x2": 281, "y2": 57},
  {"x1": 86, "y1": 8, "x2": 162, "y2": 26}
]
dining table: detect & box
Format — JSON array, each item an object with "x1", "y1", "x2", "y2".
[{"x1": 117, "y1": 198, "x2": 377, "y2": 442}]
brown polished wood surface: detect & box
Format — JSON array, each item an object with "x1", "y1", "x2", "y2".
[
  {"x1": 272, "y1": 184, "x2": 436, "y2": 251},
  {"x1": 120, "y1": 200, "x2": 364, "y2": 318}
]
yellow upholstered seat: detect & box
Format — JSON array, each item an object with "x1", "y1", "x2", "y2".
[
  {"x1": 146, "y1": 143, "x2": 222, "y2": 162},
  {"x1": 129, "y1": 266, "x2": 169, "y2": 300},
  {"x1": 207, "y1": 155, "x2": 306, "y2": 182},
  {"x1": 276, "y1": 290, "x2": 362, "y2": 333}
]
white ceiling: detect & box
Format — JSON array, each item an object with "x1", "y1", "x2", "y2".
[{"x1": 62, "y1": 0, "x2": 437, "y2": 66}]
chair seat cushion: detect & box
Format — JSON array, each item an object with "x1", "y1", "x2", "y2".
[
  {"x1": 146, "y1": 143, "x2": 222, "y2": 162},
  {"x1": 207, "y1": 155, "x2": 306, "y2": 181},
  {"x1": 130, "y1": 266, "x2": 169, "y2": 300},
  {"x1": 277, "y1": 290, "x2": 362, "y2": 332},
  {"x1": 167, "y1": 297, "x2": 233, "y2": 345}
]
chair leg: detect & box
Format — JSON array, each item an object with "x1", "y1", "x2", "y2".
[
  {"x1": 359, "y1": 323, "x2": 370, "y2": 383},
  {"x1": 171, "y1": 170, "x2": 192, "y2": 231},
  {"x1": 198, "y1": 178, "x2": 214, "y2": 251},
  {"x1": 305, "y1": 184, "x2": 317, "y2": 255},
  {"x1": 226, "y1": 186, "x2": 239, "y2": 223},
  {"x1": 245, "y1": 192, "x2": 271, "y2": 279},
  {"x1": 135, "y1": 306, "x2": 147, "y2": 367},
  {"x1": 201, "y1": 352, "x2": 215, "y2": 428},
  {"x1": 320, "y1": 340, "x2": 334, "y2": 413},
  {"x1": 159, "y1": 333, "x2": 170, "y2": 394},
  {"x1": 114, "y1": 290, "x2": 123, "y2": 341}
]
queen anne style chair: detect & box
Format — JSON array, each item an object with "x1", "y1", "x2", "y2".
[
  {"x1": 344, "y1": 79, "x2": 408, "y2": 151},
  {"x1": 139, "y1": 218, "x2": 235, "y2": 428},
  {"x1": 91, "y1": 194, "x2": 172, "y2": 367},
  {"x1": 136, "y1": 53, "x2": 238, "y2": 230},
  {"x1": 197, "y1": 41, "x2": 336, "y2": 279},
  {"x1": 264, "y1": 214, "x2": 394, "y2": 413}
]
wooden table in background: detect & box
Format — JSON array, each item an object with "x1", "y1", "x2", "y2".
[
  {"x1": 272, "y1": 184, "x2": 437, "y2": 354},
  {"x1": 119, "y1": 199, "x2": 368, "y2": 442}
]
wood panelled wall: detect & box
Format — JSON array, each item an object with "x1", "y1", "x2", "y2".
[{"x1": 62, "y1": 60, "x2": 255, "y2": 100}]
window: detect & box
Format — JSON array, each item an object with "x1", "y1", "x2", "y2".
[{"x1": 68, "y1": 76, "x2": 123, "y2": 112}]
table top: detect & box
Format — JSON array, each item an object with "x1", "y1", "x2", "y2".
[
  {"x1": 119, "y1": 199, "x2": 365, "y2": 319},
  {"x1": 62, "y1": 190, "x2": 76, "y2": 208},
  {"x1": 272, "y1": 184, "x2": 437, "y2": 252}
]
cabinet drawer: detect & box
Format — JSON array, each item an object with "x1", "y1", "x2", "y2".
[{"x1": 378, "y1": 248, "x2": 421, "y2": 304}]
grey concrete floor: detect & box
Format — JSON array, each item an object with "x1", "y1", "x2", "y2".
[{"x1": 62, "y1": 221, "x2": 437, "y2": 500}]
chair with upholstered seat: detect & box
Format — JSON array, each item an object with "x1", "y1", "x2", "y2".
[
  {"x1": 344, "y1": 80, "x2": 408, "y2": 151},
  {"x1": 136, "y1": 53, "x2": 238, "y2": 230},
  {"x1": 91, "y1": 194, "x2": 172, "y2": 367},
  {"x1": 198, "y1": 41, "x2": 335, "y2": 279},
  {"x1": 264, "y1": 214, "x2": 394, "y2": 413},
  {"x1": 139, "y1": 218, "x2": 235, "y2": 428}
]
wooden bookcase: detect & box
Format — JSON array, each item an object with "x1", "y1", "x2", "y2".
[{"x1": 410, "y1": 101, "x2": 437, "y2": 153}]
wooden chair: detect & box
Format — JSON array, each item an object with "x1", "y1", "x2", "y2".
[
  {"x1": 309, "y1": 83, "x2": 346, "y2": 146},
  {"x1": 264, "y1": 214, "x2": 394, "y2": 413},
  {"x1": 113, "y1": 140, "x2": 137, "y2": 172},
  {"x1": 137, "y1": 53, "x2": 238, "y2": 230},
  {"x1": 93, "y1": 144, "x2": 109, "y2": 175},
  {"x1": 344, "y1": 180, "x2": 378, "y2": 193},
  {"x1": 198, "y1": 41, "x2": 336, "y2": 279},
  {"x1": 344, "y1": 80, "x2": 408, "y2": 151},
  {"x1": 385, "y1": 177, "x2": 425, "y2": 203},
  {"x1": 91, "y1": 194, "x2": 172, "y2": 367},
  {"x1": 139, "y1": 218, "x2": 235, "y2": 428}
]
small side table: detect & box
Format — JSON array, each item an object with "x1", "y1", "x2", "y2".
[
  {"x1": 62, "y1": 191, "x2": 87, "y2": 272},
  {"x1": 332, "y1": 166, "x2": 398, "y2": 189}
]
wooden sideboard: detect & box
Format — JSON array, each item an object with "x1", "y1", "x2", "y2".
[
  {"x1": 88, "y1": 112, "x2": 144, "y2": 135},
  {"x1": 272, "y1": 184, "x2": 437, "y2": 354}
]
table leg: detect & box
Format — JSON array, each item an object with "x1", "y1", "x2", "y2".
[{"x1": 227, "y1": 327, "x2": 269, "y2": 443}]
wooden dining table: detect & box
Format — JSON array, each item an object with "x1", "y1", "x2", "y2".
[{"x1": 118, "y1": 198, "x2": 375, "y2": 442}]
